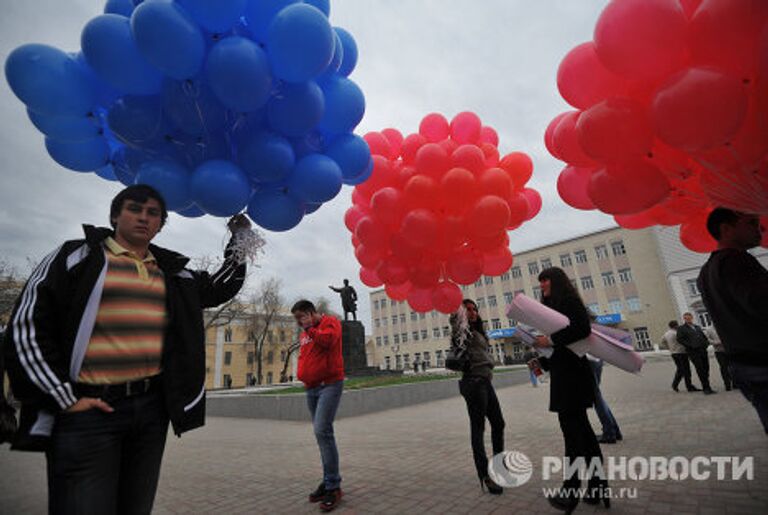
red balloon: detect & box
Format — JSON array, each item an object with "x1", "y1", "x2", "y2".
[
  {"x1": 370, "y1": 187, "x2": 404, "y2": 227},
  {"x1": 414, "y1": 143, "x2": 450, "y2": 178},
  {"x1": 451, "y1": 144, "x2": 486, "y2": 175},
  {"x1": 355, "y1": 155, "x2": 395, "y2": 199},
  {"x1": 471, "y1": 231, "x2": 509, "y2": 253},
  {"x1": 360, "y1": 267, "x2": 383, "y2": 288},
  {"x1": 761, "y1": 216, "x2": 768, "y2": 248},
  {"x1": 344, "y1": 205, "x2": 367, "y2": 232},
  {"x1": 419, "y1": 113, "x2": 450, "y2": 142},
  {"x1": 506, "y1": 193, "x2": 530, "y2": 228},
  {"x1": 557, "y1": 166, "x2": 596, "y2": 210},
  {"x1": 364, "y1": 131, "x2": 391, "y2": 157},
  {"x1": 447, "y1": 248, "x2": 484, "y2": 285},
  {"x1": 396, "y1": 164, "x2": 418, "y2": 189},
  {"x1": 403, "y1": 175, "x2": 438, "y2": 209},
  {"x1": 551, "y1": 111, "x2": 597, "y2": 167},
  {"x1": 386, "y1": 281, "x2": 412, "y2": 301},
  {"x1": 389, "y1": 232, "x2": 423, "y2": 265},
  {"x1": 481, "y1": 143, "x2": 500, "y2": 168},
  {"x1": 355, "y1": 216, "x2": 390, "y2": 250},
  {"x1": 450, "y1": 112, "x2": 482, "y2": 144},
  {"x1": 434, "y1": 215, "x2": 468, "y2": 255},
  {"x1": 499, "y1": 151, "x2": 534, "y2": 188},
  {"x1": 557, "y1": 41, "x2": 628, "y2": 109},
  {"x1": 576, "y1": 98, "x2": 654, "y2": 162},
  {"x1": 381, "y1": 128, "x2": 404, "y2": 159},
  {"x1": 588, "y1": 162, "x2": 671, "y2": 214},
  {"x1": 478, "y1": 168, "x2": 513, "y2": 199},
  {"x1": 440, "y1": 167, "x2": 478, "y2": 210},
  {"x1": 377, "y1": 256, "x2": 410, "y2": 285},
  {"x1": 351, "y1": 188, "x2": 369, "y2": 208},
  {"x1": 354, "y1": 243, "x2": 383, "y2": 268},
  {"x1": 480, "y1": 126, "x2": 499, "y2": 146},
  {"x1": 407, "y1": 287, "x2": 434, "y2": 312},
  {"x1": 522, "y1": 188, "x2": 542, "y2": 220},
  {"x1": 614, "y1": 212, "x2": 656, "y2": 229},
  {"x1": 680, "y1": 216, "x2": 718, "y2": 253},
  {"x1": 652, "y1": 67, "x2": 749, "y2": 152},
  {"x1": 409, "y1": 259, "x2": 442, "y2": 288},
  {"x1": 401, "y1": 133, "x2": 427, "y2": 164},
  {"x1": 594, "y1": 0, "x2": 688, "y2": 81},
  {"x1": 470, "y1": 196, "x2": 511, "y2": 237},
  {"x1": 679, "y1": 0, "x2": 703, "y2": 18},
  {"x1": 544, "y1": 112, "x2": 569, "y2": 161},
  {"x1": 439, "y1": 138, "x2": 459, "y2": 155},
  {"x1": 432, "y1": 281, "x2": 463, "y2": 314},
  {"x1": 401, "y1": 209, "x2": 439, "y2": 248},
  {"x1": 482, "y1": 246, "x2": 514, "y2": 276}
]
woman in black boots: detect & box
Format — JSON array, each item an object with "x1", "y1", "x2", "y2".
[
  {"x1": 534, "y1": 268, "x2": 609, "y2": 513},
  {"x1": 451, "y1": 299, "x2": 505, "y2": 495}
]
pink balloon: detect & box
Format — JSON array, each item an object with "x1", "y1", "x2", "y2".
[
  {"x1": 557, "y1": 41, "x2": 628, "y2": 109},
  {"x1": 400, "y1": 133, "x2": 427, "y2": 164},
  {"x1": 551, "y1": 111, "x2": 597, "y2": 166},
  {"x1": 381, "y1": 128, "x2": 404, "y2": 159},
  {"x1": 419, "y1": 113, "x2": 450, "y2": 142},
  {"x1": 594, "y1": 0, "x2": 688, "y2": 81},
  {"x1": 360, "y1": 267, "x2": 383, "y2": 288},
  {"x1": 544, "y1": 112, "x2": 569, "y2": 160},
  {"x1": 576, "y1": 97, "x2": 654, "y2": 162},
  {"x1": 407, "y1": 287, "x2": 434, "y2": 313},
  {"x1": 522, "y1": 188, "x2": 542, "y2": 220},
  {"x1": 557, "y1": 166, "x2": 596, "y2": 210},
  {"x1": 450, "y1": 112, "x2": 482, "y2": 144},
  {"x1": 364, "y1": 131, "x2": 391, "y2": 157},
  {"x1": 432, "y1": 281, "x2": 463, "y2": 314},
  {"x1": 479, "y1": 126, "x2": 499, "y2": 146}
]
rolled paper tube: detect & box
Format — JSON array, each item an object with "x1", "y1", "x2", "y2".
[
  {"x1": 588, "y1": 329, "x2": 645, "y2": 373},
  {"x1": 506, "y1": 293, "x2": 570, "y2": 334}
]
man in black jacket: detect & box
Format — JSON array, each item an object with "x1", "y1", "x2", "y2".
[
  {"x1": 3, "y1": 185, "x2": 249, "y2": 513},
  {"x1": 697, "y1": 207, "x2": 767, "y2": 433},
  {"x1": 676, "y1": 313, "x2": 716, "y2": 395}
]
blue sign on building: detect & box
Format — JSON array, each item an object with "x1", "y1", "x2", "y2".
[
  {"x1": 487, "y1": 328, "x2": 517, "y2": 339},
  {"x1": 595, "y1": 313, "x2": 622, "y2": 325}
]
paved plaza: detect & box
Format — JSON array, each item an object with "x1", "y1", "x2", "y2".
[{"x1": 2, "y1": 358, "x2": 767, "y2": 514}]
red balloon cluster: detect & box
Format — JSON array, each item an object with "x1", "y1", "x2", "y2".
[
  {"x1": 345, "y1": 112, "x2": 541, "y2": 313},
  {"x1": 549, "y1": 0, "x2": 768, "y2": 253}
]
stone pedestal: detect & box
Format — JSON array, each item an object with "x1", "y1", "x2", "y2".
[{"x1": 341, "y1": 321, "x2": 401, "y2": 377}]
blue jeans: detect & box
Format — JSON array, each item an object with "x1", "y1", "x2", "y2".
[
  {"x1": 589, "y1": 360, "x2": 621, "y2": 439},
  {"x1": 306, "y1": 380, "x2": 344, "y2": 490},
  {"x1": 529, "y1": 369, "x2": 538, "y2": 386},
  {"x1": 730, "y1": 363, "x2": 768, "y2": 434}
]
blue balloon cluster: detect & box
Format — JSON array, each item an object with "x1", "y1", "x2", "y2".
[{"x1": 4, "y1": 0, "x2": 370, "y2": 231}]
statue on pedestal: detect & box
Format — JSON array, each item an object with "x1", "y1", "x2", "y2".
[{"x1": 329, "y1": 279, "x2": 358, "y2": 321}]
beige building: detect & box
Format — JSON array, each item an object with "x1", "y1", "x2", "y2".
[
  {"x1": 204, "y1": 310, "x2": 301, "y2": 389},
  {"x1": 369, "y1": 226, "x2": 686, "y2": 371}
]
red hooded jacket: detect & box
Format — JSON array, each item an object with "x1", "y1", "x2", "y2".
[{"x1": 297, "y1": 315, "x2": 344, "y2": 388}]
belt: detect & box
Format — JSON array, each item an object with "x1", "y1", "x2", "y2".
[{"x1": 75, "y1": 375, "x2": 162, "y2": 402}]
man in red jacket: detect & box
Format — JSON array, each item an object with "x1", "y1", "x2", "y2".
[{"x1": 292, "y1": 300, "x2": 344, "y2": 512}]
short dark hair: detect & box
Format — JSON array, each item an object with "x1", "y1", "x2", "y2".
[
  {"x1": 291, "y1": 300, "x2": 316, "y2": 314},
  {"x1": 706, "y1": 207, "x2": 741, "y2": 240},
  {"x1": 683, "y1": 312, "x2": 693, "y2": 317},
  {"x1": 668, "y1": 320, "x2": 679, "y2": 329},
  {"x1": 110, "y1": 185, "x2": 168, "y2": 229}
]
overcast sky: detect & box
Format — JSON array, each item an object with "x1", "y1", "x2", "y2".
[{"x1": 0, "y1": 0, "x2": 616, "y2": 326}]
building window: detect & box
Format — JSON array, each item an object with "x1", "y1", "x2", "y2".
[
  {"x1": 383, "y1": 335, "x2": 389, "y2": 345},
  {"x1": 587, "y1": 303, "x2": 600, "y2": 316},
  {"x1": 436, "y1": 350, "x2": 444, "y2": 367},
  {"x1": 618, "y1": 268, "x2": 633, "y2": 283},
  {"x1": 687, "y1": 279, "x2": 700, "y2": 297},
  {"x1": 376, "y1": 336, "x2": 382, "y2": 346},
  {"x1": 410, "y1": 312, "x2": 417, "y2": 321},
  {"x1": 413, "y1": 331, "x2": 419, "y2": 341},
  {"x1": 433, "y1": 327, "x2": 441, "y2": 338},
  {"x1": 401, "y1": 333, "x2": 408, "y2": 343},
  {"x1": 492, "y1": 318, "x2": 502, "y2": 329},
  {"x1": 484, "y1": 276, "x2": 494, "y2": 285},
  {"x1": 373, "y1": 300, "x2": 379, "y2": 310},
  {"x1": 574, "y1": 250, "x2": 587, "y2": 264},
  {"x1": 474, "y1": 278, "x2": 483, "y2": 287},
  {"x1": 501, "y1": 272, "x2": 510, "y2": 281},
  {"x1": 511, "y1": 266, "x2": 522, "y2": 278},
  {"x1": 431, "y1": 311, "x2": 437, "y2": 318},
  {"x1": 503, "y1": 291, "x2": 513, "y2": 304},
  {"x1": 488, "y1": 295, "x2": 497, "y2": 307},
  {"x1": 246, "y1": 373, "x2": 253, "y2": 385},
  {"x1": 419, "y1": 313, "x2": 426, "y2": 320},
  {"x1": 607, "y1": 299, "x2": 623, "y2": 313},
  {"x1": 385, "y1": 356, "x2": 391, "y2": 370},
  {"x1": 533, "y1": 286, "x2": 542, "y2": 300},
  {"x1": 267, "y1": 351, "x2": 274, "y2": 364},
  {"x1": 223, "y1": 374, "x2": 231, "y2": 388},
  {"x1": 633, "y1": 327, "x2": 652, "y2": 351},
  {"x1": 560, "y1": 254, "x2": 572, "y2": 267},
  {"x1": 442, "y1": 326, "x2": 450, "y2": 337},
  {"x1": 280, "y1": 351, "x2": 286, "y2": 362},
  {"x1": 390, "y1": 299, "x2": 396, "y2": 307},
  {"x1": 528, "y1": 262, "x2": 539, "y2": 276},
  {"x1": 392, "y1": 315, "x2": 397, "y2": 325},
  {"x1": 247, "y1": 331, "x2": 255, "y2": 342},
  {"x1": 279, "y1": 330, "x2": 286, "y2": 343},
  {"x1": 224, "y1": 328, "x2": 232, "y2": 342},
  {"x1": 595, "y1": 245, "x2": 609, "y2": 260},
  {"x1": 541, "y1": 258, "x2": 552, "y2": 270},
  {"x1": 697, "y1": 310, "x2": 712, "y2": 327},
  {"x1": 400, "y1": 313, "x2": 406, "y2": 324},
  {"x1": 395, "y1": 355, "x2": 402, "y2": 369},
  {"x1": 266, "y1": 372, "x2": 273, "y2": 384},
  {"x1": 580, "y1": 276, "x2": 595, "y2": 290},
  {"x1": 477, "y1": 297, "x2": 486, "y2": 308},
  {"x1": 224, "y1": 351, "x2": 232, "y2": 365},
  {"x1": 375, "y1": 319, "x2": 380, "y2": 328},
  {"x1": 601, "y1": 272, "x2": 616, "y2": 286},
  {"x1": 394, "y1": 334, "x2": 400, "y2": 344},
  {"x1": 247, "y1": 352, "x2": 254, "y2": 365},
  {"x1": 611, "y1": 240, "x2": 626, "y2": 256},
  {"x1": 421, "y1": 329, "x2": 428, "y2": 339},
  {"x1": 267, "y1": 331, "x2": 274, "y2": 343},
  {"x1": 423, "y1": 351, "x2": 431, "y2": 367},
  {"x1": 626, "y1": 297, "x2": 642, "y2": 312},
  {"x1": 403, "y1": 354, "x2": 411, "y2": 368}
]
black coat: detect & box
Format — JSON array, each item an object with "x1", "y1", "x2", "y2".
[
  {"x1": 539, "y1": 296, "x2": 595, "y2": 413},
  {"x1": 3, "y1": 225, "x2": 246, "y2": 451}
]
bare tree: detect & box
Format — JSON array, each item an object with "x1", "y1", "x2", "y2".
[
  {"x1": 315, "y1": 295, "x2": 342, "y2": 319},
  {"x1": 0, "y1": 260, "x2": 23, "y2": 327},
  {"x1": 247, "y1": 277, "x2": 284, "y2": 385},
  {"x1": 193, "y1": 255, "x2": 252, "y2": 330}
]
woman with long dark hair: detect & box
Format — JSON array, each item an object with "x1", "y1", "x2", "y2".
[
  {"x1": 534, "y1": 267, "x2": 609, "y2": 513},
  {"x1": 451, "y1": 299, "x2": 505, "y2": 495}
]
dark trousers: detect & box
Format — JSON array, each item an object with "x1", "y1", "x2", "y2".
[
  {"x1": 557, "y1": 410, "x2": 604, "y2": 490},
  {"x1": 671, "y1": 353, "x2": 694, "y2": 390},
  {"x1": 687, "y1": 349, "x2": 712, "y2": 391},
  {"x1": 459, "y1": 376, "x2": 505, "y2": 480},
  {"x1": 46, "y1": 390, "x2": 169, "y2": 515},
  {"x1": 730, "y1": 363, "x2": 768, "y2": 434},
  {"x1": 715, "y1": 351, "x2": 733, "y2": 390}
]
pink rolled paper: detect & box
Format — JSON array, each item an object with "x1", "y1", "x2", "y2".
[
  {"x1": 589, "y1": 329, "x2": 645, "y2": 373},
  {"x1": 506, "y1": 293, "x2": 588, "y2": 357}
]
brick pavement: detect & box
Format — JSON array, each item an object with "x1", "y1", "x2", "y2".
[{"x1": 2, "y1": 358, "x2": 767, "y2": 514}]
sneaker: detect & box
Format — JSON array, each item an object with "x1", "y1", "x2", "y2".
[
  {"x1": 320, "y1": 489, "x2": 343, "y2": 512},
  {"x1": 309, "y1": 482, "x2": 326, "y2": 503},
  {"x1": 597, "y1": 434, "x2": 617, "y2": 444}
]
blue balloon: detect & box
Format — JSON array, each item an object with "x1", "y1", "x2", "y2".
[
  {"x1": 107, "y1": 95, "x2": 167, "y2": 145},
  {"x1": 324, "y1": 134, "x2": 371, "y2": 182},
  {"x1": 131, "y1": 0, "x2": 206, "y2": 80},
  {"x1": 46, "y1": 136, "x2": 111, "y2": 172},
  {"x1": 177, "y1": 204, "x2": 206, "y2": 217},
  {"x1": 344, "y1": 157, "x2": 373, "y2": 186},
  {"x1": 95, "y1": 164, "x2": 119, "y2": 181},
  {"x1": 111, "y1": 146, "x2": 154, "y2": 185},
  {"x1": 190, "y1": 160, "x2": 251, "y2": 216},
  {"x1": 73, "y1": 52, "x2": 122, "y2": 109},
  {"x1": 162, "y1": 78, "x2": 228, "y2": 137},
  {"x1": 289, "y1": 131, "x2": 324, "y2": 159},
  {"x1": 243, "y1": 0, "x2": 300, "y2": 43},
  {"x1": 81, "y1": 14, "x2": 163, "y2": 95},
  {"x1": 267, "y1": 81, "x2": 324, "y2": 137},
  {"x1": 266, "y1": 4, "x2": 334, "y2": 82},
  {"x1": 304, "y1": 202, "x2": 322, "y2": 215},
  {"x1": 135, "y1": 160, "x2": 193, "y2": 210},
  {"x1": 247, "y1": 188, "x2": 304, "y2": 232},
  {"x1": 5, "y1": 44, "x2": 95, "y2": 116},
  {"x1": 318, "y1": 32, "x2": 343, "y2": 80},
  {"x1": 206, "y1": 37, "x2": 272, "y2": 112},
  {"x1": 177, "y1": 0, "x2": 247, "y2": 33},
  {"x1": 335, "y1": 27, "x2": 358, "y2": 77},
  {"x1": 239, "y1": 132, "x2": 295, "y2": 184},
  {"x1": 104, "y1": 0, "x2": 136, "y2": 16},
  {"x1": 287, "y1": 153, "x2": 342, "y2": 203},
  {"x1": 27, "y1": 109, "x2": 101, "y2": 142},
  {"x1": 304, "y1": 0, "x2": 330, "y2": 16},
  {"x1": 317, "y1": 76, "x2": 365, "y2": 136}
]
